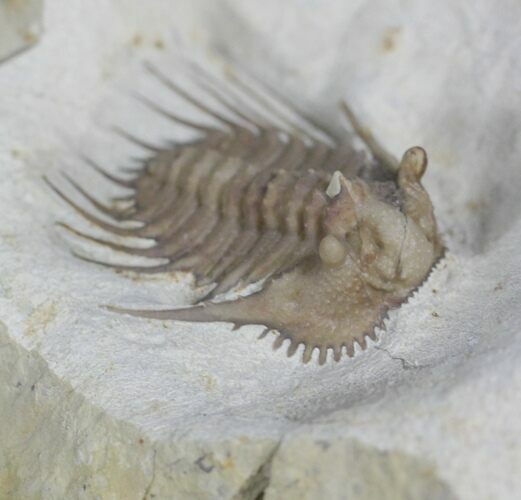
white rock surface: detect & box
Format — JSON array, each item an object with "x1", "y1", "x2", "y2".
[
  {"x1": 1, "y1": 0, "x2": 520, "y2": 499},
  {"x1": 0, "y1": 0, "x2": 42, "y2": 63}
]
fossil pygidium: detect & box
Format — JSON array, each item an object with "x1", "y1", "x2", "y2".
[{"x1": 47, "y1": 62, "x2": 443, "y2": 364}]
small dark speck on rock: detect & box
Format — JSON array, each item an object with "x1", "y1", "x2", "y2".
[
  {"x1": 380, "y1": 27, "x2": 401, "y2": 53},
  {"x1": 316, "y1": 440, "x2": 331, "y2": 450},
  {"x1": 195, "y1": 455, "x2": 214, "y2": 473}
]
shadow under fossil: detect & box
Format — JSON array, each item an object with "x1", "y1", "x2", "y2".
[{"x1": 45, "y1": 59, "x2": 443, "y2": 365}]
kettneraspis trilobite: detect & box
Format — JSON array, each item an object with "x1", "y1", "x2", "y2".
[{"x1": 46, "y1": 61, "x2": 443, "y2": 365}]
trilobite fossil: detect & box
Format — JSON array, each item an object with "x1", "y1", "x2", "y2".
[{"x1": 46, "y1": 61, "x2": 443, "y2": 364}]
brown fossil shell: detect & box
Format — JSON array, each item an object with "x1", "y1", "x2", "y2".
[{"x1": 46, "y1": 62, "x2": 443, "y2": 364}]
